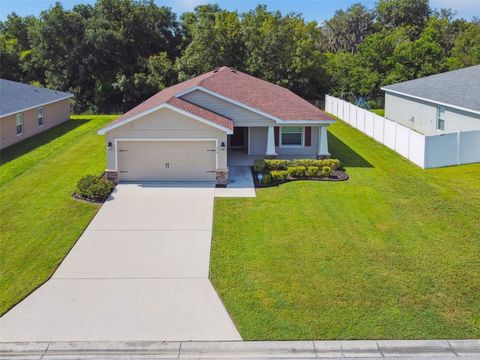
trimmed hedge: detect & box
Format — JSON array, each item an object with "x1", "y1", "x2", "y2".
[
  {"x1": 287, "y1": 166, "x2": 306, "y2": 178},
  {"x1": 264, "y1": 159, "x2": 291, "y2": 171},
  {"x1": 322, "y1": 166, "x2": 333, "y2": 177},
  {"x1": 253, "y1": 158, "x2": 342, "y2": 185},
  {"x1": 76, "y1": 175, "x2": 114, "y2": 202},
  {"x1": 306, "y1": 166, "x2": 319, "y2": 177},
  {"x1": 270, "y1": 170, "x2": 288, "y2": 181}
]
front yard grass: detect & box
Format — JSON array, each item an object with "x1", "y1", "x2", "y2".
[
  {"x1": 0, "y1": 115, "x2": 116, "y2": 315},
  {"x1": 211, "y1": 120, "x2": 480, "y2": 340}
]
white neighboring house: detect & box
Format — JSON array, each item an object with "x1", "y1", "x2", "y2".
[{"x1": 381, "y1": 65, "x2": 480, "y2": 135}]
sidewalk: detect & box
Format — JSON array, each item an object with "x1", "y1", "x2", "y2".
[{"x1": 1, "y1": 340, "x2": 479, "y2": 359}]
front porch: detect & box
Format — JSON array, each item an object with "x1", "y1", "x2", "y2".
[{"x1": 226, "y1": 125, "x2": 330, "y2": 166}]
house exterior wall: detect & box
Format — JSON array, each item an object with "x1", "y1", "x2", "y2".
[
  {"x1": 276, "y1": 126, "x2": 319, "y2": 156},
  {"x1": 181, "y1": 89, "x2": 275, "y2": 127},
  {"x1": 248, "y1": 126, "x2": 320, "y2": 156},
  {"x1": 385, "y1": 92, "x2": 480, "y2": 135},
  {"x1": 105, "y1": 107, "x2": 227, "y2": 171},
  {"x1": 0, "y1": 98, "x2": 71, "y2": 149}
]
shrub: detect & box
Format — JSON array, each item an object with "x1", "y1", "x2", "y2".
[
  {"x1": 270, "y1": 170, "x2": 288, "y2": 182},
  {"x1": 262, "y1": 173, "x2": 272, "y2": 184},
  {"x1": 287, "y1": 166, "x2": 306, "y2": 178},
  {"x1": 253, "y1": 159, "x2": 266, "y2": 172},
  {"x1": 76, "y1": 175, "x2": 114, "y2": 201},
  {"x1": 323, "y1": 159, "x2": 341, "y2": 170},
  {"x1": 306, "y1": 166, "x2": 319, "y2": 177},
  {"x1": 292, "y1": 159, "x2": 322, "y2": 168},
  {"x1": 265, "y1": 159, "x2": 291, "y2": 171},
  {"x1": 321, "y1": 166, "x2": 332, "y2": 177}
]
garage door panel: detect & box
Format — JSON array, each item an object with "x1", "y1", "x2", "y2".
[{"x1": 118, "y1": 141, "x2": 217, "y2": 182}]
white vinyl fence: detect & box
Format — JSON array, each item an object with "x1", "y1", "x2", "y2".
[{"x1": 325, "y1": 95, "x2": 480, "y2": 168}]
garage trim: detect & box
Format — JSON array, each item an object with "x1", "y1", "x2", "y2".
[{"x1": 113, "y1": 138, "x2": 219, "y2": 172}]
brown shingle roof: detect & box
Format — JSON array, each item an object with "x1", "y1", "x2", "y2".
[{"x1": 100, "y1": 67, "x2": 331, "y2": 132}]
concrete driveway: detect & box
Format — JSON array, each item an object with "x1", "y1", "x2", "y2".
[{"x1": 0, "y1": 183, "x2": 241, "y2": 342}]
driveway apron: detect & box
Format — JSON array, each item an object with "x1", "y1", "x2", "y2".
[{"x1": 0, "y1": 183, "x2": 241, "y2": 342}]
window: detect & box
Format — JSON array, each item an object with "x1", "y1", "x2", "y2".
[
  {"x1": 437, "y1": 106, "x2": 445, "y2": 131},
  {"x1": 280, "y1": 126, "x2": 303, "y2": 147},
  {"x1": 16, "y1": 113, "x2": 24, "y2": 135},
  {"x1": 37, "y1": 107, "x2": 44, "y2": 127}
]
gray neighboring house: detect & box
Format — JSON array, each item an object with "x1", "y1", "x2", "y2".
[
  {"x1": 0, "y1": 79, "x2": 73, "y2": 149},
  {"x1": 381, "y1": 65, "x2": 480, "y2": 135}
]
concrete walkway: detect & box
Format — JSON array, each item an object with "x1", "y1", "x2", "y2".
[
  {"x1": 1, "y1": 340, "x2": 478, "y2": 359},
  {"x1": 215, "y1": 166, "x2": 256, "y2": 198},
  {"x1": 0, "y1": 183, "x2": 241, "y2": 342}
]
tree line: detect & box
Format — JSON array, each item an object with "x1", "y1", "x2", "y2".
[{"x1": 1, "y1": 0, "x2": 479, "y2": 113}]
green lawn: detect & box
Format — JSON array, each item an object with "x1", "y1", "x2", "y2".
[
  {"x1": 0, "y1": 115, "x2": 116, "y2": 315},
  {"x1": 211, "y1": 119, "x2": 480, "y2": 340},
  {"x1": 371, "y1": 108, "x2": 385, "y2": 116}
]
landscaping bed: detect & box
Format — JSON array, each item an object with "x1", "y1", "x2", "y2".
[
  {"x1": 252, "y1": 158, "x2": 348, "y2": 187},
  {"x1": 72, "y1": 174, "x2": 115, "y2": 203}
]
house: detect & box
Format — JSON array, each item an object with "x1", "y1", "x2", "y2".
[
  {"x1": 381, "y1": 65, "x2": 480, "y2": 135},
  {"x1": 98, "y1": 67, "x2": 334, "y2": 184},
  {"x1": 0, "y1": 79, "x2": 73, "y2": 149}
]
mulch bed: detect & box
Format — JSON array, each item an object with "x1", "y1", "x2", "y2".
[
  {"x1": 252, "y1": 168, "x2": 349, "y2": 188},
  {"x1": 72, "y1": 193, "x2": 111, "y2": 204}
]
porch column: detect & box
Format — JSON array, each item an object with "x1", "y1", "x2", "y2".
[
  {"x1": 266, "y1": 125, "x2": 277, "y2": 158},
  {"x1": 317, "y1": 125, "x2": 330, "y2": 159}
]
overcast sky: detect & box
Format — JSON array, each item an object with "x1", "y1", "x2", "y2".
[{"x1": 1, "y1": 0, "x2": 479, "y2": 22}]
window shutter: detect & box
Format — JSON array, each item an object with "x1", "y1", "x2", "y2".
[
  {"x1": 274, "y1": 127, "x2": 279, "y2": 146},
  {"x1": 305, "y1": 127, "x2": 312, "y2": 146}
]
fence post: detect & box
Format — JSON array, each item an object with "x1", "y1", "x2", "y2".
[{"x1": 457, "y1": 131, "x2": 461, "y2": 165}]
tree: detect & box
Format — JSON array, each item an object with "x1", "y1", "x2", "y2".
[
  {"x1": 447, "y1": 22, "x2": 480, "y2": 69},
  {"x1": 26, "y1": 0, "x2": 181, "y2": 112},
  {"x1": 177, "y1": 6, "x2": 245, "y2": 80},
  {"x1": 321, "y1": 3, "x2": 374, "y2": 53},
  {"x1": 376, "y1": 0, "x2": 431, "y2": 30},
  {"x1": 242, "y1": 5, "x2": 328, "y2": 98}
]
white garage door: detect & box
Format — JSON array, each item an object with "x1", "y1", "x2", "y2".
[{"x1": 117, "y1": 140, "x2": 217, "y2": 182}]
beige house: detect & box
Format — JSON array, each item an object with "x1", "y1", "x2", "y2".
[
  {"x1": 99, "y1": 67, "x2": 334, "y2": 185},
  {"x1": 0, "y1": 79, "x2": 73, "y2": 149}
]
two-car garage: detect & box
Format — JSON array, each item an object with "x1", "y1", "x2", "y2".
[{"x1": 116, "y1": 140, "x2": 218, "y2": 182}]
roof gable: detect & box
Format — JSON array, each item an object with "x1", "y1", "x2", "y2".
[
  {"x1": 0, "y1": 79, "x2": 73, "y2": 117},
  {"x1": 382, "y1": 65, "x2": 480, "y2": 113}
]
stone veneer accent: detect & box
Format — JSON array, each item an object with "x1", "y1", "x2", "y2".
[
  {"x1": 104, "y1": 170, "x2": 119, "y2": 184},
  {"x1": 215, "y1": 170, "x2": 228, "y2": 185}
]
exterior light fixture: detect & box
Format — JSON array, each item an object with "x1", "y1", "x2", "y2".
[
  {"x1": 220, "y1": 141, "x2": 226, "y2": 149},
  {"x1": 107, "y1": 141, "x2": 112, "y2": 150}
]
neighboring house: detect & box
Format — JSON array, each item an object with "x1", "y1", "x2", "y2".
[
  {"x1": 0, "y1": 79, "x2": 73, "y2": 149},
  {"x1": 98, "y1": 67, "x2": 334, "y2": 184},
  {"x1": 381, "y1": 65, "x2": 480, "y2": 135}
]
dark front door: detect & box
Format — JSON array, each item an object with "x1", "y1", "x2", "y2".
[{"x1": 229, "y1": 127, "x2": 246, "y2": 148}]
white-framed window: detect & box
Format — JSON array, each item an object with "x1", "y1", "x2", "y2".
[
  {"x1": 37, "y1": 107, "x2": 44, "y2": 127},
  {"x1": 437, "y1": 106, "x2": 445, "y2": 131},
  {"x1": 16, "y1": 113, "x2": 24, "y2": 136},
  {"x1": 280, "y1": 126, "x2": 303, "y2": 147}
]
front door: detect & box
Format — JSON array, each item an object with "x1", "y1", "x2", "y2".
[{"x1": 229, "y1": 127, "x2": 246, "y2": 149}]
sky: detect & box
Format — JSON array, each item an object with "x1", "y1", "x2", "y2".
[{"x1": 1, "y1": 0, "x2": 479, "y2": 22}]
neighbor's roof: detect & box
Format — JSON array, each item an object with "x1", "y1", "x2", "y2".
[
  {"x1": 0, "y1": 79, "x2": 73, "y2": 117},
  {"x1": 100, "y1": 66, "x2": 332, "y2": 133},
  {"x1": 381, "y1": 65, "x2": 480, "y2": 113}
]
